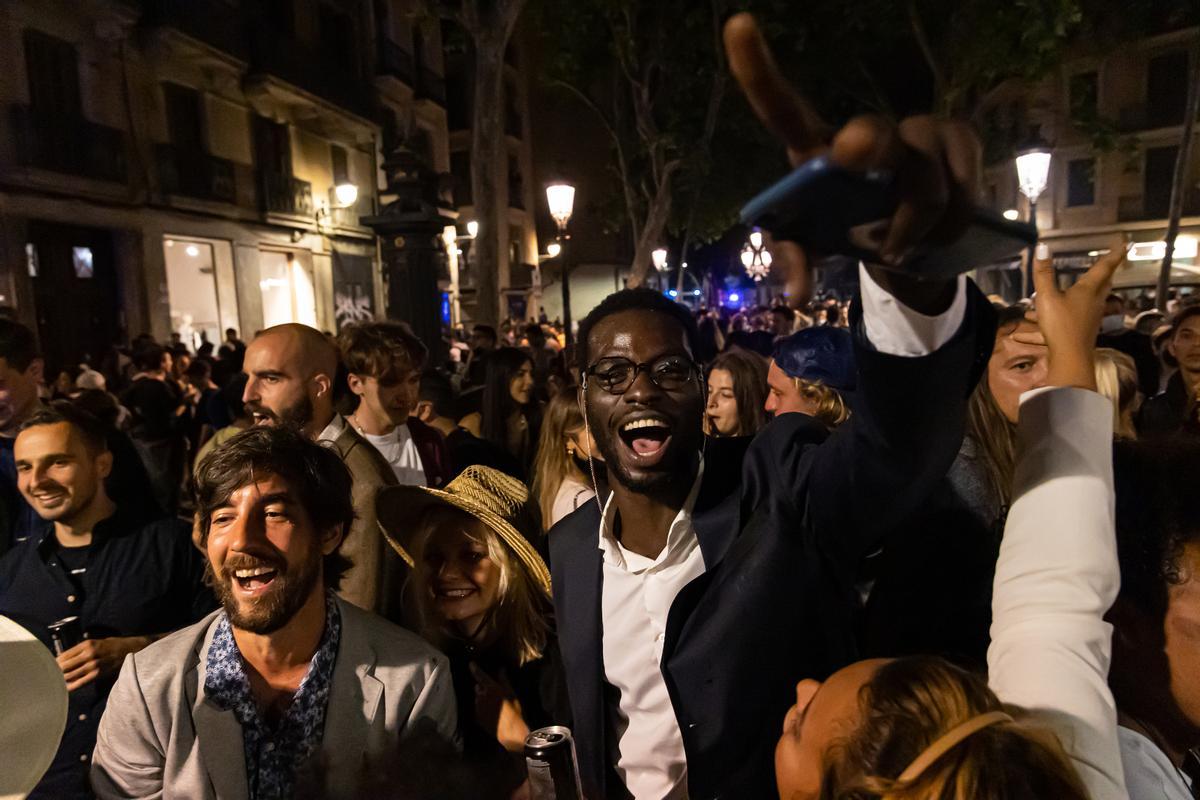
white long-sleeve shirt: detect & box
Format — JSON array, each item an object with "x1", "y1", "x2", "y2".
[
  {"x1": 597, "y1": 266, "x2": 968, "y2": 798},
  {"x1": 988, "y1": 386, "x2": 1128, "y2": 800}
]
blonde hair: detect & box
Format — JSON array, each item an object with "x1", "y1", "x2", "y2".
[
  {"x1": 819, "y1": 657, "x2": 1090, "y2": 799},
  {"x1": 1094, "y1": 347, "x2": 1139, "y2": 440},
  {"x1": 966, "y1": 376, "x2": 1017, "y2": 508},
  {"x1": 792, "y1": 377, "x2": 851, "y2": 428},
  {"x1": 532, "y1": 389, "x2": 588, "y2": 529},
  {"x1": 409, "y1": 506, "x2": 550, "y2": 666}
]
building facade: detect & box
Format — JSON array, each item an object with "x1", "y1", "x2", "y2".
[
  {"x1": 0, "y1": 0, "x2": 481, "y2": 374},
  {"x1": 980, "y1": 27, "x2": 1200, "y2": 301}
]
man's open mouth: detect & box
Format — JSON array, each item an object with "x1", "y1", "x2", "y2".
[
  {"x1": 232, "y1": 565, "x2": 279, "y2": 594},
  {"x1": 617, "y1": 416, "x2": 673, "y2": 465}
]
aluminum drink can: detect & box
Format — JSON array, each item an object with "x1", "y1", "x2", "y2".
[
  {"x1": 524, "y1": 725, "x2": 584, "y2": 800},
  {"x1": 48, "y1": 616, "x2": 83, "y2": 655}
]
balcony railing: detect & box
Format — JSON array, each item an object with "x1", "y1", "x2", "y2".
[
  {"x1": 10, "y1": 105, "x2": 127, "y2": 183},
  {"x1": 415, "y1": 66, "x2": 447, "y2": 106},
  {"x1": 250, "y1": 32, "x2": 372, "y2": 119},
  {"x1": 1118, "y1": 192, "x2": 1200, "y2": 222},
  {"x1": 377, "y1": 36, "x2": 415, "y2": 85},
  {"x1": 260, "y1": 172, "x2": 313, "y2": 217},
  {"x1": 156, "y1": 143, "x2": 237, "y2": 203}
]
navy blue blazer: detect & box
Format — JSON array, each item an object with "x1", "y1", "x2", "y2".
[{"x1": 548, "y1": 287, "x2": 994, "y2": 800}]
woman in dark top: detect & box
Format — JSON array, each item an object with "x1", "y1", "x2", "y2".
[
  {"x1": 377, "y1": 465, "x2": 566, "y2": 799},
  {"x1": 459, "y1": 348, "x2": 541, "y2": 477}
]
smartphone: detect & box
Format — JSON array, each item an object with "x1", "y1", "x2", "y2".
[{"x1": 739, "y1": 155, "x2": 1037, "y2": 279}]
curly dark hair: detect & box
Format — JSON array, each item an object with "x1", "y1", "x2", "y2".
[
  {"x1": 1114, "y1": 438, "x2": 1200, "y2": 616},
  {"x1": 575, "y1": 288, "x2": 700, "y2": 377},
  {"x1": 194, "y1": 426, "x2": 356, "y2": 589}
]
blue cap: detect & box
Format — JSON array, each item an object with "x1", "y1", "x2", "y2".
[{"x1": 771, "y1": 327, "x2": 856, "y2": 392}]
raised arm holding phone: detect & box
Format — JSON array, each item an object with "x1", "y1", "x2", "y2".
[{"x1": 548, "y1": 13, "x2": 1000, "y2": 799}]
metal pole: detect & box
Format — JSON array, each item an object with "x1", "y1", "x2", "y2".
[
  {"x1": 1024, "y1": 198, "x2": 1039, "y2": 298},
  {"x1": 559, "y1": 230, "x2": 573, "y2": 348}
]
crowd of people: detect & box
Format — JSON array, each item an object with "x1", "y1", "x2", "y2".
[{"x1": 4, "y1": 12, "x2": 1200, "y2": 800}]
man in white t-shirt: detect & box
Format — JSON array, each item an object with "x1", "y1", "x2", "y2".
[{"x1": 338, "y1": 322, "x2": 451, "y2": 489}]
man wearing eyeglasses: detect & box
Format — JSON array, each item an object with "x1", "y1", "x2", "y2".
[{"x1": 545, "y1": 15, "x2": 997, "y2": 800}]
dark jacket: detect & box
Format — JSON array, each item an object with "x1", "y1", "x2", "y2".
[
  {"x1": 408, "y1": 416, "x2": 453, "y2": 488},
  {"x1": 1138, "y1": 371, "x2": 1193, "y2": 438},
  {"x1": 548, "y1": 288, "x2": 993, "y2": 800}
]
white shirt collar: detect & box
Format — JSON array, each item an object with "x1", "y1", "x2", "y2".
[{"x1": 598, "y1": 459, "x2": 704, "y2": 573}]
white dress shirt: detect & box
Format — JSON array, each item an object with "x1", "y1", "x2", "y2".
[
  {"x1": 988, "y1": 387, "x2": 1127, "y2": 800},
  {"x1": 600, "y1": 464, "x2": 704, "y2": 800},
  {"x1": 596, "y1": 269, "x2": 968, "y2": 798},
  {"x1": 362, "y1": 423, "x2": 427, "y2": 486}
]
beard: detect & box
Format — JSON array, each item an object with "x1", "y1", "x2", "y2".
[
  {"x1": 245, "y1": 395, "x2": 314, "y2": 432},
  {"x1": 206, "y1": 550, "x2": 321, "y2": 635}
]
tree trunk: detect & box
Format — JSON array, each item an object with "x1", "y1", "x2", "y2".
[
  {"x1": 1157, "y1": 46, "x2": 1200, "y2": 311},
  {"x1": 469, "y1": 39, "x2": 506, "y2": 326},
  {"x1": 627, "y1": 161, "x2": 681, "y2": 288},
  {"x1": 460, "y1": 0, "x2": 526, "y2": 326}
]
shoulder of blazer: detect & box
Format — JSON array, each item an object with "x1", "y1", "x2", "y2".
[
  {"x1": 331, "y1": 424, "x2": 398, "y2": 487},
  {"x1": 334, "y1": 596, "x2": 445, "y2": 674},
  {"x1": 127, "y1": 609, "x2": 222, "y2": 693},
  {"x1": 548, "y1": 500, "x2": 602, "y2": 564}
]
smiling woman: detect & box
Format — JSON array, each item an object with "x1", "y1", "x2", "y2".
[{"x1": 378, "y1": 466, "x2": 566, "y2": 794}]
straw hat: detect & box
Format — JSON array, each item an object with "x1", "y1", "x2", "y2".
[
  {"x1": 0, "y1": 616, "x2": 68, "y2": 800},
  {"x1": 377, "y1": 465, "x2": 551, "y2": 594}
]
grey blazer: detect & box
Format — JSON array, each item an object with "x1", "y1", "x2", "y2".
[{"x1": 90, "y1": 596, "x2": 457, "y2": 799}]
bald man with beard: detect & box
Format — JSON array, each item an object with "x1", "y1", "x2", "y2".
[{"x1": 240, "y1": 324, "x2": 406, "y2": 620}]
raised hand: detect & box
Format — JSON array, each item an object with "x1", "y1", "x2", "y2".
[
  {"x1": 1012, "y1": 242, "x2": 1127, "y2": 391},
  {"x1": 723, "y1": 13, "x2": 980, "y2": 314}
]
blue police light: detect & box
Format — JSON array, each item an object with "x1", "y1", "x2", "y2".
[
  {"x1": 668, "y1": 289, "x2": 679, "y2": 298},
  {"x1": 729, "y1": 292, "x2": 741, "y2": 303}
]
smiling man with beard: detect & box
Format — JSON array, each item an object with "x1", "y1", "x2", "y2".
[
  {"x1": 545, "y1": 14, "x2": 997, "y2": 800},
  {"x1": 241, "y1": 323, "x2": 405, "y2": 620},
  {"x1": 91, "y1": 426, "x2": 457, "y2": 800},
  {"x1": 0, "y1": 402, "x2": 212, "y2": 799}
]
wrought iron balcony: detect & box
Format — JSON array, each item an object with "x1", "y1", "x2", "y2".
[
  {"x1": 156, "y1": 143, "x2": 237, "y2": 203},
  {"x1": 10, "y1": 105, "x2": 127, "y2": 183},
  {"x1": 377, "y1": 37, "x2": 415, "y2": 85},
  {"x1": 260, "y1": 172, "x2": 313, "y2": 217}
]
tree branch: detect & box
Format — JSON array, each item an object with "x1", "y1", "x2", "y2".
[{"x1": 907, "y1": 0, "x2": 947, "y2": 109}]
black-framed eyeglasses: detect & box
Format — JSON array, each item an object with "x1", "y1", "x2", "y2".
[{"x1": 583, "y1": 355, "x2": 698, "y2": 395}]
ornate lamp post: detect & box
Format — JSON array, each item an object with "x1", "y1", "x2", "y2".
[{"x1": 546, "y1": 182, "x2": 576, "y2": 345}]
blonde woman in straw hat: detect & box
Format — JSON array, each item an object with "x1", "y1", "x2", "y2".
[{"x1": 378, "y1": 466, "x2": 567, "y2": 795}]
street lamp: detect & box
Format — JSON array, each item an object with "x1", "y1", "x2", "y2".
[
  {"x1": 1015, "y1": 128, "x2": 1052, "y2": 296},
  {"x1": 546, "y1": 182, "x2": 577, "y2": 345},
  {"x1": 316, "y1": 181, "x2": 360, "y2": 233},
  {"x1": 652, "y1": 247, "x2": 668, "y2": 271},
  {"x1": 741, "y1": 228, "x2": 772, "y2": 282},
  {"x1": 467, "y1": 219, "x2": 479, "y2": 239},
  {"x1": 546, "y1": 242, "x2": 562, "y2": 259}
]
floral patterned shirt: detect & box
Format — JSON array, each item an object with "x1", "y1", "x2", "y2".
[{"x1": 204, "y1": 593, "x2": 342, "y2": 800}]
